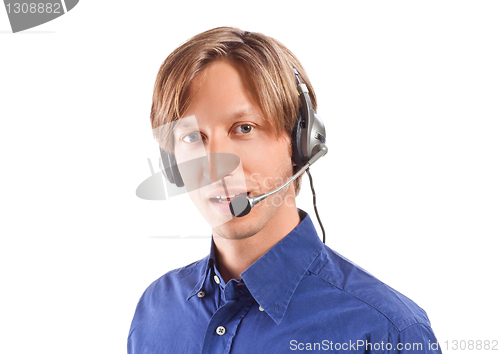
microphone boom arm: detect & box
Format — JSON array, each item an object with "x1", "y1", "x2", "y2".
[{"x1": 248, "y1": 143, "x2": 328, "y2": 209}]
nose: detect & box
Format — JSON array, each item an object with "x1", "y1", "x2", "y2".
[{"x1": 204, "y1": 138, "x2": 240, "y2": 183}]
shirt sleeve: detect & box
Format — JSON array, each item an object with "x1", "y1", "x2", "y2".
[{"x1": 372, "y1": 323, "x2": 442, "y2": 354}]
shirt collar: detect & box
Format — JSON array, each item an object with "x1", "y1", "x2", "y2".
[
  {"x1": 187, "y1": 210, "x2": 324, "y2": 325},
  {"x1": 240, "y1": 210, "x2": 324, "y2": 324}
]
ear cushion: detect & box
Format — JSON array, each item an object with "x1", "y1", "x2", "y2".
[
  {"x1": 160, "y1": 148, "x2": 185, "y2": 187},
  {"x1": 167, "y1": 153, "x2": 184, "y2": 187},
  {"x1": 292, "y1": 107, "x2": 307, "y2": 168}
]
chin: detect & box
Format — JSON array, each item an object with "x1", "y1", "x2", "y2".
[
  {"x1": 212, "y1": 203, "x2": 275, "y2": 240},
  {"x1": 213, "y1": 218, "x2": 260, "y2": 240}
]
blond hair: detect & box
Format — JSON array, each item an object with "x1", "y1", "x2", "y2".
[{"x1": 151, "y1": 26, "x2": 317, "y2": 194}]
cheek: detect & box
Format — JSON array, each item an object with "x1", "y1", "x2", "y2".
[
  {"x1": 240, "y1": 137, "x2": 293, "y2": 183},
  {"x1": 175, "y1": 144, "x2": 207, "y2": 164}
]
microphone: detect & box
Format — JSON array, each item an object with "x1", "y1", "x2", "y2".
[{"x1": 229, "y1": 144, "x2": 328, "y2": 217}]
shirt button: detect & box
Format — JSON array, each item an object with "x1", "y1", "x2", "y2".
[
  {"x1": 259, "y1": 306, "x2": 264, "y2": 312},
  {"x1": 213, "y1": 275, "x2": 221, "y2": 284},
  {"x1": 216, "y1": 326, "x2": 226, "y2": 336},
  {"x1": 197, "y1": 291, "x2": 205, "y2": 298}
]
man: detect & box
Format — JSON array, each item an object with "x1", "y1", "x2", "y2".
[{"x1": 128, "y1": 27, "x2": 441, "y2": 353}]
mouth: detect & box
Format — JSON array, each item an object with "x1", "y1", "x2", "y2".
[{"x1": 209, "y1": 192, "x2": 249, "y2": 204}]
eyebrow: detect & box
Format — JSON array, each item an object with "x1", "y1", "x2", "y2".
[
  {"x1": 221, "y1": 107, "x2": 266, "y2": 126},
  {"x1": 177, "y1": 108, "x2": 262, "y2": 129},
  {"x1": 227, "y1": 108, "x2": 256, "y2": 121},
  {"x1": 173, "y1": 117, "x2": 199, "y2": 131}
]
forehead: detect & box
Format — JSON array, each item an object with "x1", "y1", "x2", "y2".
[{"x1": 182, "y1": 61, "x2": 262, "y2": 122}]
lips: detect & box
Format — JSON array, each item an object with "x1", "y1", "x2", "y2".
[{"x1": 209, "y1": 192, "x2": 249, "y2": 204}]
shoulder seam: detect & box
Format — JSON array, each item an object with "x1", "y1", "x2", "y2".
[{"x1": 306, "y1": 270, "x2": 427, "y2": 332}]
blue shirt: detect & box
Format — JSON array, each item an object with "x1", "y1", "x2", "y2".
[{"x1": 128, "y1": 211, "x2": 441, "y2": 353}]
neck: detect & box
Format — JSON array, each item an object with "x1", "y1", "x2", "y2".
[{"x1": 212, "y1": 202, "x2": 301, "y2": 283}]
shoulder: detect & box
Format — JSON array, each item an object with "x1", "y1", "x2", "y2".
[
  {"x1": 308, "y1": 246, "x2": 431, "y2": 332},
  {"x1": 128, "y1": 257, "x2": 210, "y2": 352}
]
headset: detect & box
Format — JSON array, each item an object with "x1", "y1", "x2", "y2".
[{"x1": 159, "y1": 68, "x2": 327, "y2": 187}]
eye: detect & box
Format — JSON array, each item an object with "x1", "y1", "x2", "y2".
[
  {"x1": 181, "y1": 132, "x2": 201, "y2": 143},
  {"x1": 234, "y1": 124, "x2": 254, "y2": 135}
]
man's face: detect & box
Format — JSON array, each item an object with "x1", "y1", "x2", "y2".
[{"x1": 173, "y1": 60, "x2": 296, "y2": 240}]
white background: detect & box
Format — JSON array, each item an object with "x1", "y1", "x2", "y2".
[{"x1": 1, "y1": 1, "x2": 499, "y2": 353}]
